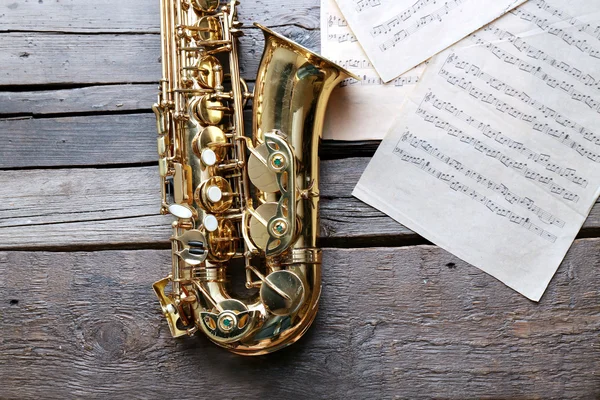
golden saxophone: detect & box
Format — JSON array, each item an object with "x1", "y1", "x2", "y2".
[{"x1": 152, "y1": 0, "x2": 356, "y2": 355}]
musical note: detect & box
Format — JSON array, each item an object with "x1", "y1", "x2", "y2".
[
  {"x1": 483, "y1": 25, "x2": 600, "y2": 91},
  {"x1": 509, "y1": 7, "x2": 600, "y2": 60},
  {"x1": 398, "y1": 131, "x2": 567, "y2": 228},
  {"x1": 323, "y1": 0, "x2": 423, "y2": 90},
  {"x1": 327, "y1": 15, "x2": 348, "y2": 28},
  {"x1": 378, "y1": 0, "x2": 468, "y2": 52},
  {"x1": 414, "y1": 107, "x2": 581, "y2": 203},
  {"x1": 392, "y1": 145, "x2": 558, "y2": 243},
  {"x1": 353, "y1": 0, "x2": 600, "y2": 301},
  {"x1": 339, "y1": 74, "x2": 420, "y2": 87},
  {"x1": 420, "y1": 92, "x2": 589, "y2": 187},
  {"x1": 320, "y1": 0, "x2": 424, "y2": 140},
  {"x1": 468, "y1": 34, "x2": 600, "y2": 115},
  {"x1": 355, "y1": 0, "x2": 382, "y2": 13},
  {"x1": 327, "y1": 32, "x2": 359, "y2": 43},
  {"x1": 370, "y1": 0, "x2": 440, "y2": 37},
  {"x1": 439, "y1": 55, "x2": 600, "y2": 160},
  {"x1": 335, "y1": 0, "x2": 525, "y2": 81},
  {"x1": 528, "y1": 0, "x2": 600, "y2": 43}
]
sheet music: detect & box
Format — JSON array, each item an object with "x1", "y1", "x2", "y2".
[
  {"x1": 334, "y1": 0, "x2": 527, "y2": 82},
  {"x1": 353, "y1": 0, "x2": 600, "y2": 301},
  {"x1": 321, "y1": 0, "x2": 425, "y2": 140}
]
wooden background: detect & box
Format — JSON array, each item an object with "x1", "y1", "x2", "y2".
[{"x1": 1, "y1": 0, "x2": 599, "y2": 398}]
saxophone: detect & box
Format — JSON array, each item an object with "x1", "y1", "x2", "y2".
[{"x1": 151, "y1": 0, "x2": 357, "y2": 355}]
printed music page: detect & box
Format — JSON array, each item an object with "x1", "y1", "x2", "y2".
[
  {"x1": 334, "y1": 0, "x2": 527, "y2": 82},
  {"x1": 321, "y1": 0, "x2": 425, "y2": 140},
  {"x1": 353, "y1": 0, "x2": 600, "y2": 301}
]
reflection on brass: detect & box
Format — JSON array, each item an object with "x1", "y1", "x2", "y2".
[
  {"x1": 249, "y1": 202, "x2": 279, "y2": 250},
  {"x1": 207, "y1": 218, "x2": 237, "y2": 262},
  {"x1": 195, "y1": 176, "x2": 233, "y2": 213},
  {"x1": 152, "y1": 0, "x2": 358, "y2": 355},
  {"x1": 195, "y1": 55, "x2": 222, "y2": 88},
  {"x1": 191, "y1": 125, "x2": 228, "y2": 161}
]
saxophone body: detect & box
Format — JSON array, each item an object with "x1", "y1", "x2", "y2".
[{"x1": 152, "y1": 0, "x2": 357, "y2": 355}]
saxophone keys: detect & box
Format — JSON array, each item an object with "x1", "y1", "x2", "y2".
[
  {"x1": 192, "y1": 16, "x2": 222, "y2": 42},
  {"x1": 206, "y1": 185, "x2": 223, "y2": 203},
  {"x1": 158, "y1": 157, "x2": 168, "y2": 177},
  {"x1": 200, "y1": 149, "x2": 217, "y2": 166},
  {"x1": 191, "y1": 125, "x2": 227, "y2": 164},
  {"x1": 180, "y1": 291, "x2": 197, "y2": 304},
  {"x1": 206, "y1": 219, "x2": 237, "y2": 262},
  {"x1": 193, "y1": 95, "x2": 225, "y2": 125},
  {"x1": 229, "y1": 28, "x2": 244, "y2": 37},
  {"x1": 173, "y1": 164, "x2": 185, "y2": 204},
  {"x1": 194, "y1": 55, "x2": 223, "y2": 89},
  {"x1": 167, "y1": 204, "x2": 195, "y2": 219},
  {"x1": 157, "y1": 135, "x2": 167, "y2": 156},
  {"x1": 203, "y1": 214, "x2": 219, "y2": 232},
  {"x1": 174, "y1": 229, "x2": 208, "y2": 265},
  {"x1": 248, "y1": 143, "x2": 280, "y2": 193},
  {"x1": 172, "y1": 163, "x2": 192, "y2": 204},
  {"x1": 259, "y1": 270, "x2": 306, "y2": 316},
  {"x1": 248, "y1": 202, "x2": 279, "y2": 251},
  {"x1": 199, "y1": 299, "x2": 256, "y2": 343},
  {"x1": 190, "y1": 0, "x2": 220, "y2": 13},
  {"x1": 152, "y1": 277, "x2": 190, "y2": 338},
  {"x1": 269, "y1": 153, "x2": 287, "y2": 171},
  {"x1": 153, "y1": 103, "x2": 168, "y2": 135},
  {"x1": 177, "y1": 248, "x2": 206, "y2": 265},
  {"x1": 195, "y1": 176, "x2": 233, "y2": 213}
]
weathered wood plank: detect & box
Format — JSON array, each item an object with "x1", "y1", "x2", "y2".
[
  {"x1": 0, "y1": 115, "x2": 157, "y2": 168},
  {"x1": 1, "y1": 242, "x2": 599, "y2": 398},
  {"x1": 0, "y1": 84, "x2": 156, "y2": 115},
  {"x1": 0, "y1": 112, "x2": 364, "y2": 169},
  {"x1": 0, "y1": 86, "x2": 379, "y2": 160},
  {"x1": 0, "y1": 27, "x2": 319, "y2": 86},
  {"x1": 1, "y1": 164, "x2": 598, "y2": 249},
  {"x1": 0, "y1": 164, "x2": 407, "y2": 249},
  {"x1": 0, "y1": 0, "x2": 320, "y2": 33},
  {"x1": 1, "y1": 33, "x2": 161, "y2": 86}
]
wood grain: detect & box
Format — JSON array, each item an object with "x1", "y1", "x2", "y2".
[
  {"x1": 1, "y1": 0, "x2": 599, "y2": 396},
  {"x1": 0, "y1": 0, "x2": 320, "y2": 33},
  {"x1": 1, "y1": 32, "x2": 161, "y2": 86},
  {"x1": 0, "y1": 165, "x2": 408, "y2": 249},
  {"x1": 1, "y1": 242, "x2": 598, "y2": 399},
  {"x1": 0, "y1": 26, "x2": 320, "y2": 86},
  {"x1": 0, "y1": 84, "x2": 156, "y2": 116},
  {"x1": 0, "y1": 115, "x2": 157, "y2": 168},
  {"x1": 1, "y1": 164, "x2": 598, "y2": 249},
  {"x1": 0, "y1": 114, "x2": 375, "y2": 169}
]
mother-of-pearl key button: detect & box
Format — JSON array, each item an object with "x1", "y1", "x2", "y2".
[
  {"x1": 207, "y1": 185, "x2": 223, "y2": 202},
  {"x1": 204, "y1": 214, "x2": 219, "y2": 232},
  {"x1": 168, "y1": 204, "x2": 194, "y2": 219},
  {"x1": 201, "y1": 148, "x2": 217, "y2": 166}
]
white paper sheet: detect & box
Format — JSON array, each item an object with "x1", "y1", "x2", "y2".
[
  {"x1": 334, "y1": 0, "x2": 527, "y2": 82},
  {"x1": 321, "y1": 0, "x2": 425, "y2": 140},
  {"x1": 353, "y1": 0, "x2": 600, "y2": 301}
]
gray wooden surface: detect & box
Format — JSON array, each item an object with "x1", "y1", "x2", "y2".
[{"x1": 1, "y1": 1, "x2": 599, "y2": 399}]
